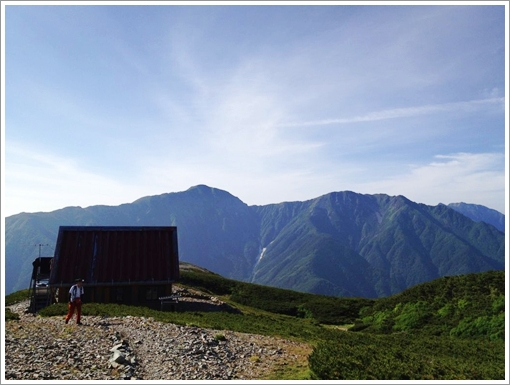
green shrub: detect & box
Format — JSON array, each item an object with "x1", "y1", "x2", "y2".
[
  {"x1": 457, "y1": 298, "x2": 469, "y2": 310},
  {"x1": 296, "y1": 304, "x2": 313, "y2": 319},
  {"x1": 392, "y1": 301, "x2": 431, "y2": 332},
  {"x1": 362, "y1": 309, "x2": 393, "y2": 333},
  {"x1": 491, "y1": 294, "x2": 505, "y2": 313},
  {"x1": 356, "y1": 271, "x2": 505, "y2": 339},
  {"x1": 38, "y1": 303, "x2": 67, "y2": 317},
  {"x1": 309, "y1": 332, "x2": 505, "y2": 380},
  {"x1": 437, "y1": 304, "x2": 453, "y2": 317},
  {"x1": 5, "y1": 308, "x2": 20, "y2": 321},
  {"x1": 450, "y1": 313, "x2": 505, "y2": 340},
  {"x1": 5, "y1": 289, "x2": 30, "y2": 306}
]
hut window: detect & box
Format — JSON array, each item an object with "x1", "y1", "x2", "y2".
[{"x1": 146, "y1": 287, "x2": 158, "y2": 300}]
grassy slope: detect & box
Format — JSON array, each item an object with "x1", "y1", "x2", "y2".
[
  {"x1": 357, "y1": 270, "x2": 505, "y2": 339},
  {"x1": 5, "y1": 266, "x2": 506, "y2": 380}
]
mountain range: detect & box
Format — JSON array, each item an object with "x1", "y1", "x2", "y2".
[{"x1": 4, "y1": 185, "x2": 505, "y2": 297}]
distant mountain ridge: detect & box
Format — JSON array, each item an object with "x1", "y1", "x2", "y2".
[
  {"x1": 4, "y1": 185, "x2": 505, "y2": 297},
  {"x1": 447, "y1": 202, "x2": 505, "y2": 232}
]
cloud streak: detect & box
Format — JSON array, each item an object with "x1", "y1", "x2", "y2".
[
  {"x1": 351, "y1": 152, "x2": 506, "y2": 213},
  {"x1": 3, "y1": 143, "x2": 151, "y2": 216},
  {"x1": 3, "y1": 5, "x2": 506, "y2": 217},
  {"x1": 277, "y1": 97, "x2": 505, "y2": 128}
]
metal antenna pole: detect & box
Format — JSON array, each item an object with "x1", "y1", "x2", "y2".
[
  {"x1": 36, "y1": 244, "x2": 49, "y2": 259},
  {"x1": 34, "y1": 244, "x2": 49, "y2": 277}
]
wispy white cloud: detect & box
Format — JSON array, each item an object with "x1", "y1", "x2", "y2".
[
  {"x1": 153, "y1": 42, "x2": 326, "y2": 162},
  {"x1": 3, "y1": 143, "x2": 151, "y2": 216},
  {"x1": 351, "y1": 152, "x2": 506, "y2": 213},
  {"x1": 3, "y1": 5, "x2": 506, "y2": 218},
  {"x1": 277, "y1": 98, "x2": 505, "y2": 128}
]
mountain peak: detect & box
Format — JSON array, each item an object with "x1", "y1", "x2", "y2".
[
  {"x1": 5, "y1": 186, "x2": 505, "y2": 297},
  {"x1": 187, "y1": 184, "x2": 214, "y2": 192},
  {"x1": 186, "y1": 184, "x2": 232, "y2": 197}
]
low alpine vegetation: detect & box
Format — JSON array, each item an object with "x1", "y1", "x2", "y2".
[{"x1": 6, "y1": 268, "x2": 505, "y2": 380}]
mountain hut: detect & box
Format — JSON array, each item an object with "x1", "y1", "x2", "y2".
[{"x1": 48, "y1": 226, "x2": 180, "y2": 310}]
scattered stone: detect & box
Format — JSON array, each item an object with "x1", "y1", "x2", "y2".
[{"x1": 5, "y1": 297, "x2": 310, "y2": 380}]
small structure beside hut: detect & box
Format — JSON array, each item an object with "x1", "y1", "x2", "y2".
[
  {"x1": 41, "y1": 226, "x2": 180, "y2": 311},
  {"x1": 28, "y1": 256, "x2": 54, "y2": 313}
]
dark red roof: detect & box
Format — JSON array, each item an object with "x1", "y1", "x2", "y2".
[{"x1": 49, "y1": 226, "x2": 179, "y2": 286}]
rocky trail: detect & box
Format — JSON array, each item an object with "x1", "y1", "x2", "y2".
[{"x1": 4, "y1": 294, "x2": 311, "y2": 381}]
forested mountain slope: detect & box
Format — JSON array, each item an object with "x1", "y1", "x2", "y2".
[{"x1": 5, "y1": 185, "x2": 505, "y2": 298}]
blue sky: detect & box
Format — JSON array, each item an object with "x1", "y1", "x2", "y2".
[{"x1": 2, "y1": 2, "x2": 508, "y2": 217}]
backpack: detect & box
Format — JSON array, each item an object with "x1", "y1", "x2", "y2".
[{"x1": 69, "y1": 285, "x2": 76, "y2": 302}]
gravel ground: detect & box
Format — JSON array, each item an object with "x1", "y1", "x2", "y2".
[{"x1": 4, "y1": 300, "x2": 311, "y2": 381}]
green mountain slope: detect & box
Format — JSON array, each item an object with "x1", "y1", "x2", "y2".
[
  {"x1": 254, "y1": 192, "x2": 504, "y2": 297},
  {"x1": 357, "y1": 269, "x2": 505, "y2": 340},
  {"x1": 449, "y1": 202, "x2": 505, "y2": 232},
  {"x1": 4, "y1": 186, "x2": 505, "y2": 299}
]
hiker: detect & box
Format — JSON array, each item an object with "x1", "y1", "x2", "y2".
[{"x1": 65, "y1": 278, "x2": 84, "y2": 325}]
